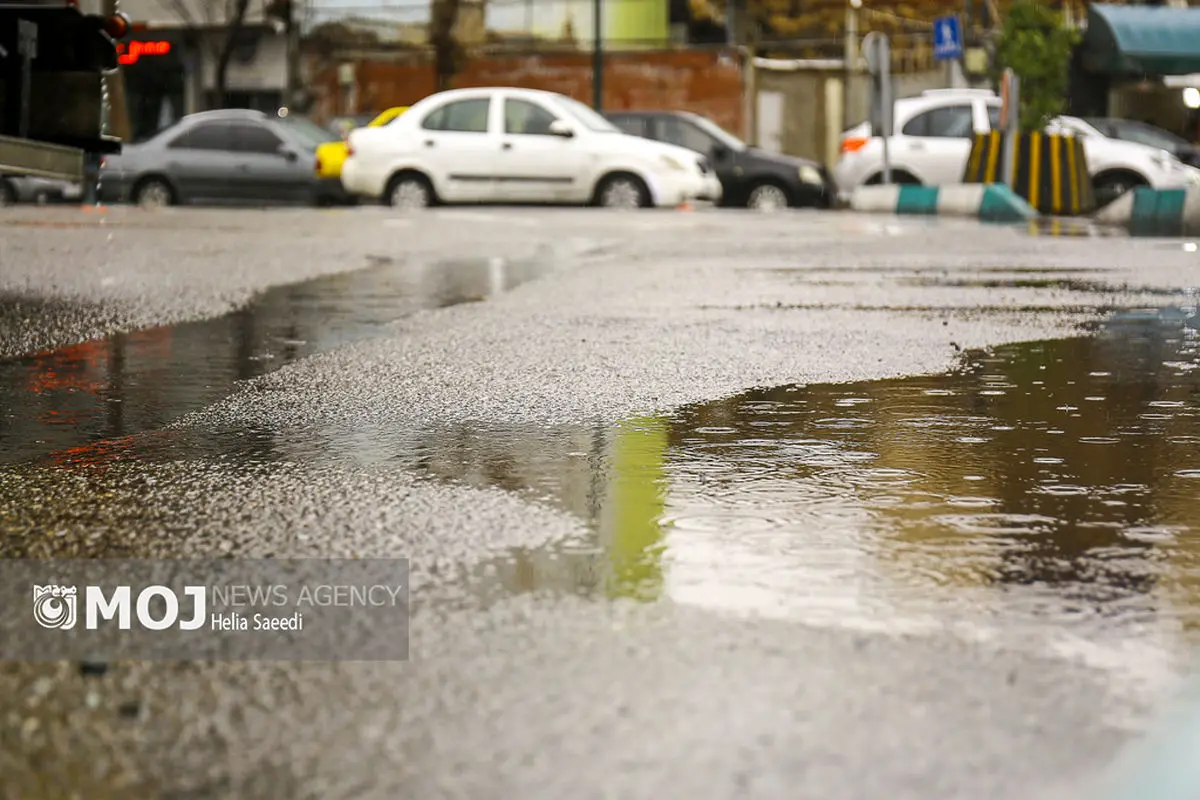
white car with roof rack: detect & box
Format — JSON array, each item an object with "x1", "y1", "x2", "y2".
[
  {"x1": 341, "y1": 87, "x2": 722, "y2": 209},
  {"x1": 832, "y1": 88, "x2": 1200, "y2": 206}
]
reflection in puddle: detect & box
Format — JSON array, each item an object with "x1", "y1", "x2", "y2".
[
  {"x1": 316, "y1": 308, "x2": 1200, "y2": 655},
  {"x1": 113, "y1": 307, "x2": 1200, "y2": 654},
  {"x1": 0, "y1": 254, "x2": 552, "y2": 465}
]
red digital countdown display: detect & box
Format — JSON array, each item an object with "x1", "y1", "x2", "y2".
[{"x1": 117, "y1": 41, "x2": 172, "y2": 65}]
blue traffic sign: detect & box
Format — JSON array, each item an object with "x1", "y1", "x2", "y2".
[{"x1": 933, "y1": 15, "x2": 963, "y2": 61}]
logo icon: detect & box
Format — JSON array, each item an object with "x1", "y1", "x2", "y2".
[{"x1": 33, "y1": 585, "x2": 77, "y2": 630}]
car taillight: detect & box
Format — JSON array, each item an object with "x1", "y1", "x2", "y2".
[
  {"x1": 840, "y1": 137, "x2": 870, "y2": 154},
  {"x1": 98, "y1": 156, "x2": 107, "y2": 169},
  {"x1": 314, "y1": 156, "x2": 322, "y2": 174},
  {"x1": 346, "y1": 142, "x2": 354, "y2": 157}
]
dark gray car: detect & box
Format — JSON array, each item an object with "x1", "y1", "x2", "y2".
[
  {"x1": 99, "y1": 109, "x2": 351, "y2": 207},
  {"x1": 1083, "y1": 117, "x2": 1200, "y2": 169}
]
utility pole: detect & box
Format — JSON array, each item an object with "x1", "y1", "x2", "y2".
[
  {"x1": 733, "y1": 0, "x2": 758, "y2": 145},
  {"x1": 592, "y1": 0, "x2": 603, "y2": 110}
]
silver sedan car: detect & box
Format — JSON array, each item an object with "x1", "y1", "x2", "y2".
[{"x1": 98, "y1": 108, "x2": 351, "y2": 207}]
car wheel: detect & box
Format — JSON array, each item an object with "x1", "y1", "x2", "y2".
[
  {"x1": 1093, "y1": 172, "x2": 1145, "y2": 208},
  {"x1": 386, "y1": 174, "x2": 433, "y2": 209},
  {"x1": 134, "y1": 178, "x2": 174, "y2": 208},
  {"x1": 865, "y1": 170, "x2": 921, "y2": 185},
  {"x1": 595, "y1": 174, "x2": 649, "y2": 209},
  {"x1": 0, "y1": 180, "x2": 15, "y2": 207},
  {"x1": 746, "y1": 182, "x2": 790, "y2": 211}
]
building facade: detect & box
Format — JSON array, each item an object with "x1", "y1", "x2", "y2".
[{"x1": 113, "y1": 0, "x2": 292, "y2": 140}]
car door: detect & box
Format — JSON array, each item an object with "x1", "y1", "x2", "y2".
[
  {"x1": 228, "y1": 121, "x2": 309, "y2": 204},
  {"x1": 416, "y1": 96, "x2": 498, "y2": 202},
  {"x1": 896, "y1": 103, "x2": 976, "y2": 185},
  {"x1": 162, "y1": 121, "x2": 242, "y2": 202},
  {"x1": 494, "y1": 95, "x2": 590, "y2": 203}
]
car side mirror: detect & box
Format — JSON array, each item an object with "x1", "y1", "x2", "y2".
[
  {"x1": 548, "y1": 120, "x2": 574, "y2": 138},
  {"x1": 279, "y1": 146, "x2": 299, "y2": 162},
  {"x1": 711, "y1": 144, "x2": 730, "y2": 161}
]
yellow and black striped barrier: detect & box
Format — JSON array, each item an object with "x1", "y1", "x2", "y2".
[{"x1": 963, "y1": 132, "x2": 1096, "y2": 216}]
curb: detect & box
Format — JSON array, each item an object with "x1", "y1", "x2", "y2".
[
  {"x1": 1093, "y1": 186, "x2": 1200, "y2": 236},
  {"x1": 849, "y1": 184, "x2": 1037, "y2": 223}
]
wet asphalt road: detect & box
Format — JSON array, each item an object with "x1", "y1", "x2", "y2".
[{"x1": 3, "y1": 206, "x2": 1200, "y2": 799}]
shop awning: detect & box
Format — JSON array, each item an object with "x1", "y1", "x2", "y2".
[{"x1": 1082, "y1": 4, "x2": 1200, "y2": 76}]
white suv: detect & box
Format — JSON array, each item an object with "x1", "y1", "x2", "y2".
[{"x1": 833, "y1": 88, "x2": 1200, "y2": 206}]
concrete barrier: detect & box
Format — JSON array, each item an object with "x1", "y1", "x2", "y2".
[
  {"x1": 1094, "y1": 186, "x2": 1200, "y2": 236},
  {"x1": 849, "y1": 183, "x2": 1037, "y2": 223}
]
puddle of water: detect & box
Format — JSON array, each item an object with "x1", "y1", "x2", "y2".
[
  {"x1": 10, "y1": 300, "x2": 1200, "y2": 679},
  {"x1": 79, "y1": 307, "x2": 1199, "y2": 648},
  {"x1": 298, "y1": 310, "x2": 1200, "y2": 644},
  {"x1": 0, "y1": 254, "x2": 551, "y2": 465}
]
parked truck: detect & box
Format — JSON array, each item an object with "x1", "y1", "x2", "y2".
[{"x1": 0, "y1": 0, "x2": 129, "y2": 198}]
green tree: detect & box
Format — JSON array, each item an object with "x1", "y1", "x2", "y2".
[{"x1": 993, "y1": 0, "x2": 1081, "y2": 132}]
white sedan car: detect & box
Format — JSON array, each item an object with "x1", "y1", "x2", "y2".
[
  {"x1": 833, "y1": 88, "x2": 1200, "y2": 206},
  {"x1": 341, "y1": 87, "x2": 723, "y2": 209}
]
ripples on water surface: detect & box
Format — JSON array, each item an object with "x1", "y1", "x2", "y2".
[
  {"x1": 386, "y1": 308, "x2": 1200, "y2": 674},
  {"x1": 6, "y1": 299, "x2": 1200, "y2": 678}
]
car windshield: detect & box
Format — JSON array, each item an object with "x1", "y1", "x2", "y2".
[
  {"x1": 554, "y1": 96, "x2": 620, "y2": 133},
  {"x1": 277, "y1": 115, "x2": 340, "y2": 149},
  {"x1": 1100, "y1": 119, "x2": 1188, "y2": 151},
  {"x1": 687, "y1": 114, "x2": 746, "y2": 151}
]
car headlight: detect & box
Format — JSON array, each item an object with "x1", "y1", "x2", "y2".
[
  {"x1": 798, "y1": 165, "x2": 823, "y2": 185},
  {"x1": 659, "y1": 154, "x2": 687, "y2": 172}
]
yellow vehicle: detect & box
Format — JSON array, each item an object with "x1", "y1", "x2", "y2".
[{"x1": 316, "y1": 107, "x2": 408, "y2": 180}]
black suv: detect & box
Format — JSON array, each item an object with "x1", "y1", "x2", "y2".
[{"x1": 606, "y1": 110, "x2": 834, "y2": 210}]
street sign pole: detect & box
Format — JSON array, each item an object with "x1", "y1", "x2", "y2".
[
  {"x1": 1000, "y1": 68, "x2": 1019, "y2": 188},
  {"x1": 863, "y1": 32, "x2": 893, "y2": 185},
  {"x1": 881, "y1": 46, "x2": 891, "y2": 184}
]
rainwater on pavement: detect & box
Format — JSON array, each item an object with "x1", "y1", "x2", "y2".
[{"x1": 2, "y1": 243, "x2": 1200, "y2": 685}]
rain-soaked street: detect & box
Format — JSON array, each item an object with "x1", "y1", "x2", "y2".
[{"x1": 4, "y1": 206, "x2": 1200, "y2": 798}]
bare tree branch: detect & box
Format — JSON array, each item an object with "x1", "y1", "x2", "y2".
[{"x1": 213, "y1": 0, "x2": 252, "y2": 108}]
